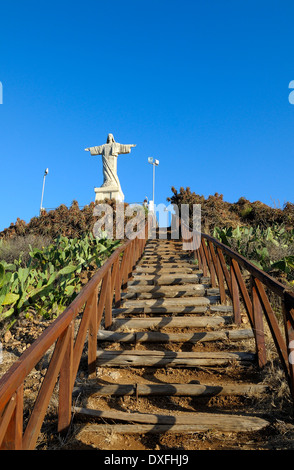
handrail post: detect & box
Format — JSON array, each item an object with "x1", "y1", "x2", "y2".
[
  {"x1": 87, "y1": 288, "x2": 99, "y2": 377},
  {"x1": 104, "y1": 269, "x2": 113, "y2": 328},
  {"x1": 198, "y1": 243, "x2": 207, "y2": 276},
  {"x1": 113, "y1": 256, "x2": 121, "y2": 308},
  {"x1": 282, "y1": 293, "x2": 294, "y2": 401},
  {"x1": 216, "y1": 249, "x2": 226, "y2": 304},
  {"x1": 0, "y1": 385, "x2": 23, "y2": 450},
  {"x1": 252, "y1": 277, "x2": 267, "y2": 368},
  {"x1": 230, "y1": 260, "x2": 241, "y2": 325},
  {"x1": 208, "y1": 241, "x2": 226, "y2": 303},
  {"x1": 58, "y1": 321, "x2": 74, "y2": 433},
  {"x1": 202, "y1": 239, "x2": 216, "y2": 287},
  {"x1": 120, "y1": 245, "x2": 130, "y2": 291},
  {"x1": 199, "y1": 239, "x2": 208, "y2": 278},
  {"x1": 195, "y1": 246, "x2": 203, "y2": 271},
  {"x1": 216, "y1": 247, "x2": 232, "y2": 297},
  {"x1": 231, "y1": 259, "x2": 253, "y2": 327}
]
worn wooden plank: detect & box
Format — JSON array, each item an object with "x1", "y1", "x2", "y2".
[
  {"x1": 126, "y1": 284, "x2": 206, "y2": 298},
  {"x1": 73, "y1": 382, "x2": 267, "y2": 397},
  {"x1": 97, "y1": 329, "x2": 253, "y2": 343},
  {"x1": 99, "y1": 330, "x2": 229, "y2": 343},
  {"x1": 112, "y1": 305, "x2": 209, "y2": 315},
  {"x1": 130, "y1": 274, "x2": 201, "y2": 285},
  {"x1": 121, "y1": 297, "x2": 210, "y2": 309},
  {"x1": 206, "y1": 287, "x2": 220, "y2": 295},
  {"x1": 141, "y1": 258, "x2": 190, "y2": 264},
  {"x1": 135, "y1": 266, "x2": 196, "y2": 274},
  {"x1": 96, "y1": 349, "x2": 256, "y2": 367},
  {"x1": 124, "y1": 292, "x2": 203, "y2": 300},
  {"x1": 76, "y1": 411, "x2": 269, "y2": 432},
  {"x1": 142, "y1": 252, "x2": 189, "y2": 257},
  {"x1": 127, "y1": 284, "x2": 204, "y2": 293},
  {"x1": 134, "y1": 382, "x2": 266, "y2": 396},
  {"x1": 96, "y1": 349, "x2": 255, "y2": 359},
  {"x1": 143, "y1": 250, "x2": 183, "y2": 255},
  {"x1": 135, "y1": 270, "x2": 196, "y2": 276},
  {"x1": 227, "y1": 329, "x2": 254, "y2": 340},
  {"x1": 128, "y1": 279, "x2": 201, "y2": 287},
  {"x1": 111, "y1": 316, "x2": 231, "y2": 330},
  {"x1": 209, "y1": 305, "x2": 233, "y2": 313},
  {"x1": 138, "y1": 260, "x2": 197, "y2": 265}
]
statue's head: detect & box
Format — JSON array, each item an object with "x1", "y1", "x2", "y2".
[{"x1": 107, "y1": 133, "x2": 115, "y2": 143}]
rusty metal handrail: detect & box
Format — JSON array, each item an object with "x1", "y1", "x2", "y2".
[
  {"x1": 181, "y1": 220, "x2": 294, "y2": 404},
  {"x1": 0, "y1": 217, "x2": 153, "y2": 450}
]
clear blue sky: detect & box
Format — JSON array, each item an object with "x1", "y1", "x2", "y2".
[{"x1": 0, "y1": 0, "x2": 294, "y2": 231}]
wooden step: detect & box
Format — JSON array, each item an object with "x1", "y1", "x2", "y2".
[
  {"x1": 142, "y1": 253, "x2": 189, "y2": 258},
  {"x1": 97, "y1": 328, "x2": 254, "y2": 343},
  {"x1": 144, "y1": 248, "x2": 183, "y2": 253},
  {"x1": 74, "y1": 409, "x2": 269, "y2": 432},
  {"x1": 134, "y1": 266, "x2": 197, "y2": 274},
  {"x1": 124, "y1": 285, "x2": 219, "y2": 299},
  {"x1": 143, "y1": 248, "x2": 186, "y2": 252},
  {"x1": 73, "y1": 382, "x2": 267, "y2": 397},
  {"x1": 209, "y1": 305, "x2": 233, "y2": 313},
  {"x1": 129, "y1": 274, "x2": 201, "y2": 285},
  {"x1": 142, "y1": 256, "x2": 190, "y2": 262},
  {"x1": 125, "y1": 284, "x2": 206, "y2": 298},
  {"x1": 121, "y1": 292, "x2": 206, "y2": 300},
  {"x1": 143, "y1": 253, "x2": 184, "y2": 258},
  {"x1": 96, "y1": 349, "x2": 256, "y2": 367},
  {"x1": 112, "y1": 304, "x2": 233, "y2": 315},
  {"x1": 112, "y1": 305, "x2": 210, "y2": 315},
  {"x1": 78, "y1": 421, "x2": 268, "y2": 436},
  {"x1": 138, "y1": 261, "x2": 197, "y2": 268},
  {"x1": 144, "y1": 239, "x2": 179, "y2": 243},
  {"x1": 111, "y1": 316, "x2": 231, "y2": 330},
  {"x1": 121, "y1": 297, "x2": 210, "y2": 309}
]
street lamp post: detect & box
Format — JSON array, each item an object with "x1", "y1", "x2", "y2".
[
  {"x1": 40, "y1": 168, "x2": 49, "y2": 215},
  {"x1": 148, "y1": 157, "x2": 159, "y2": 208}
]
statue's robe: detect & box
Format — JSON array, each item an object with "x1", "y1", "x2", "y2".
[{"x1": 88, "y1": 143, "x2": 133, "y2": 189}]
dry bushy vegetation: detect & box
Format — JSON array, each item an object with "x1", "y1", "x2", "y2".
[
  {"x1": 167, "y1": 187, "x2": 294, "y2": 232},
  {"x1": 0, "y1": 199, "x2": 132, "y2": 241}
]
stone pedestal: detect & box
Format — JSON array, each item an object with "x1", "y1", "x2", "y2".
[{"x1": 94, "y1": 186, "x2": 124, "y2": 202}]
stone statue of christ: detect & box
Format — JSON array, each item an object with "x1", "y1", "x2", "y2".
[{"x1": 85, "y1": 133, "x2": 136, "y2": 190}]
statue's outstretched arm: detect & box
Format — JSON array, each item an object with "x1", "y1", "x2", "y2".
[
  {"x1": 85, "y1": 145, "x2": 103, "y2": 155},
  {"x1": 118, "y1": 144, "x2": 136, "y2": 154}
]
